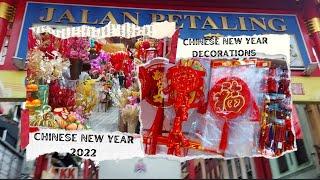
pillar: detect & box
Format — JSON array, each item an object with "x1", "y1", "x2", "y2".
[
  {"x1": 253, "y1": 157, "x2": 273, "y2": 179},
  {"x1": 0, "y1": 0, "x2": 15, "y2": 49},
  {"x1": 187, "y1": 160, "x2": 196, "y2": 179},
  {"x1": 305, "y1": 104, "x2": 320, "y2": 145},
  {"x1": 199, "y1": 159, "x2": 207, "y2": 179},
  {"x1": 239, "y1": 158, "x2": 248, "y2": 179},
  {"x1": 230, "y1": 159, "x2": 238, "y2": 178},
  {"x1": 249, "y1": 158, "x2": 257, "y2": 178},
  {"x1": 33, "y1": 155, "x2": 48, "y2": 179},
  {"x1": 221, "y1": 160, "x2": 230, "y2": 179},
  {"x1": 304, "y1": 0, "x2": 320, "y2": 59}
]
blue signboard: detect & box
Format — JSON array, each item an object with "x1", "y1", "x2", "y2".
[{"x1": 18, "y1": 2, "x2": 310, "y2": 67}]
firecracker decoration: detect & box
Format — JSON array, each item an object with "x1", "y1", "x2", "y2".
[{"x1": 258, "y1": 68, "x2": 294, "y2": 156}]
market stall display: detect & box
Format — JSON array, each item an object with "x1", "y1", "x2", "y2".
[
  {"x1": 25, "y1": 22, "x2": 176, "y2": 134},
  {"x1": 24, "y1": 22, "x2": 296, "y2": 159}
]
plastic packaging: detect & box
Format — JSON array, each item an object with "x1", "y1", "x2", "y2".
[{"x1": 139, "y1": 58, "x2": 296, "y2": 158}]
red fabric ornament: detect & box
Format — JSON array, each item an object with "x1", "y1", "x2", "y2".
[
  {"x1": 139, "y1": 66, "x2": 166, "y2": 107},
  {"x1": 156, "y1": 40, "x2": 169, "y2": 57},
  {"x1": 208, "y1": 76, "x2": 251, "y2": 153},
  {"x1": 48, "y1": 80, "x2": 76, "y2": 110},
  {"x1": 169, "y1": 29, "x2": 180, "y2": 64},
  {"x1": 139, "y1": 60, "x2": 171, "y2": 155},
  {"x1": 164, "y1": 65, "x2": 206, "y2": 156},
  {"x1": 94, "y1": 41, "x2": 103, "y2": 52},
  {"x1": 140, "y1": 59, "x2": 213, "y2": 156},
  {"x1": 142, "y1": 41, "x2": 150, "y2": 49},
  {"x1": 110, "y1": 51, "x2": 128, "y2": 71},
  {"x1": 28, "y1": 29, "x2": 37, "y2": 50},
  {"x1": 138, "y1": 66, "x2": 152, "y2": 101},
  {"x1": 209, "y1": 77, "x2": 251, "y2": 120}
]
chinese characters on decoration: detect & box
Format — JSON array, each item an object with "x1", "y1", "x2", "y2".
[{"x1": 139, "y1": 58, "x2": 295, "y2": 158}]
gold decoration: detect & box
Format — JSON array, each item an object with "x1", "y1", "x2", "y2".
[
  {"x1": 305, "y1": 17, "x2": 320, "y2": 34},
  {"x1": 102, "y1": 43, "x2": 126, "y2": 53},
  {"x1": 76, "y1": 79, "x2": 98, "y2": 114},
  {"x1": 0, "y1": 2, "x2": 15, "y2": 21},
  {"x1": 204, "y1": 33, "x2": 223, "y2": 39}
]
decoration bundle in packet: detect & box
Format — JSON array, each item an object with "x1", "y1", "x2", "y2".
[{"x1": 139, "y1": 57, "x2": 296, "y2": 158}]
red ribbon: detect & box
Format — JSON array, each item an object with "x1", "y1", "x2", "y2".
[{"x1": 169, "y1": 29, "x2": 180, "y2": 64}]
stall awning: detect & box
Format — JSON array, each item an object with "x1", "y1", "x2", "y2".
[
  {"x1": 0, "y1": 70, "x2": 26, "y2": 101},
  {"x1": 292, "y1": 76, "x2": 320, "y2": 103}
]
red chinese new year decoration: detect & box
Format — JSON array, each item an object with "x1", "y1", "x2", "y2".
[
  {"x1": 139, "y1": 59, "x2": 170, "y2": 154},
  {"x1": 209, "y1": 77, "x2": 251, "y2": 120},
  {"x1": 48, "y1": 80, "x2": 76, "y2": 111},
  {"x1": 208, "y1": 77, "x2": 251, "y2": 153},
  {"x1": 140, "y1": 58, "x2": 218, "y2": 156},
  {"x1": 135, "y1": 40, "x2": 151, "y2": 61},
  {"x1": 267, "y1": 67, "x2": 277, "y2": 93},
  {"x1": 164, "y1": 65, "x2": 206, "y2": 156},
  {"x1": 110, "y1": 51, "x2": 129, "y2": 72}
]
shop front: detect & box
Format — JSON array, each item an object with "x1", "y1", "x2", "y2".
[{"x1": 0, "y1": 0, "x2": 319, "y2": 179}]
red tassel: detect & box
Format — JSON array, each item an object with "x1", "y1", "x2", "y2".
[
  {"x1": 219, "y1": 122, "x2": 230, "y2": 153},
  {"x1": 169, "y1": 29, "x2": 180, "y2": 64},
  {"x1": 146, "y1": 107, "x2": 164, "y2": 155},
  {"x1": 251, "y1": 100, "x2": 260, "y2": 121}
]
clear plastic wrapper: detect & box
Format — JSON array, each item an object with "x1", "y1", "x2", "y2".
[{"x1": 139, "y1": 58, "x2": 296, "y2": 158}]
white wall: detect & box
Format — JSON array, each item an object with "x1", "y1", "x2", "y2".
[{"x1": 99, "y1": 157, "x2": 181, "y2": 179}]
